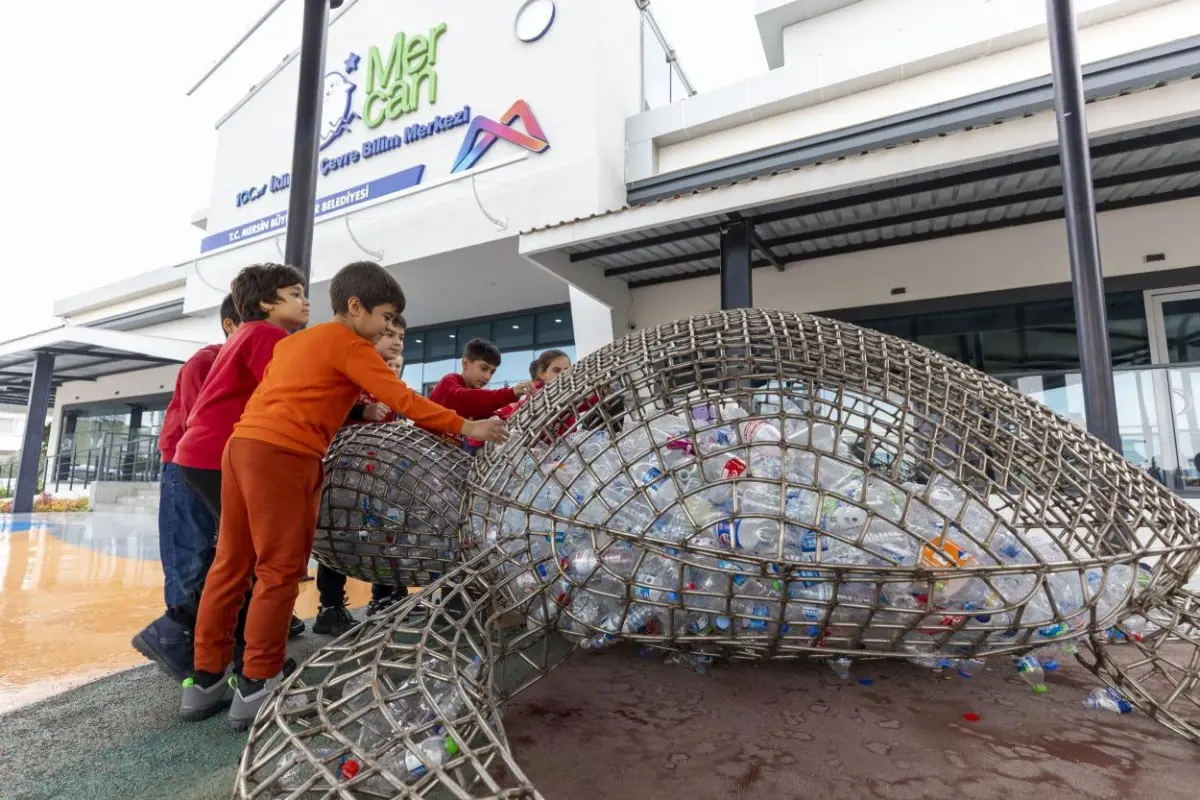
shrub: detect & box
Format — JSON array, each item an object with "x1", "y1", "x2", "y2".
[{"x1": 0, "y1": 494, "x2": 89, "y2": 513}]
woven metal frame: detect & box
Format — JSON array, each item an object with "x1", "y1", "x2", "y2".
[
  {"x1": 314, "y1": 423, "x2": 474, "y2": 588},
  {"x1": 241, "y1": 310, "x2": 1200, "y2": 798},
  {"x1": 1078, "y1": 586, "x2": 1200, "y2": 744}
]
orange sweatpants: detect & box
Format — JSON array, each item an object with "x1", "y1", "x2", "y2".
[{"x1": 193, "y1": 438, "x2": 323, "y2": 680}]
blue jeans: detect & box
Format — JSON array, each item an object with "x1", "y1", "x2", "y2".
[{"x1": 159, "y1": 462, "x2": 217, "y2": 610}]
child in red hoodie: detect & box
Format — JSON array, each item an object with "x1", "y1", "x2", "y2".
[
  {"x1": 429, "y1": 338, "x2": 531, "y2": 452},
  {"x1": 497, "y1": 349, "x2": 599, "y2": 439}
]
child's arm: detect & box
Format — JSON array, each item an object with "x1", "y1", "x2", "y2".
[
  {"x1": 433, "y1": 379, "x2": 520, "y2": 419},
  {"x1": 341, "y1": 342, "x2": 469, "y2": 436}
]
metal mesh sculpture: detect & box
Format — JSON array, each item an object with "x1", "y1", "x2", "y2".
[
  {"x1": 1078, "y1": 585, "x2": 1200, "y2": 744},
  {"x1": 314, "y1": 423, "x2": 473, "y2": 587},
  {"x1": 240, "y1": 309, "x2": 1200, "y2": 798}
]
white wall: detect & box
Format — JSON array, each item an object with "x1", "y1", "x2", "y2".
[
  {"x1": 629, "y1": 0, "x2": 1200, "y2": 180},
  {"x1": 185, "y1": 0, "x2": 642, "y2": 318},
  {"x1": 628, "y1": 196, "x2": 1200, "y2": 329}
]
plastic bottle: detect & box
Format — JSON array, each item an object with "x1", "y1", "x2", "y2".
[
  {"x1": 828, "y1": 657, "x2": 852, "y2": 680},
  {"x1": 664, "y1": 651, "x2": 714, "y2": 674},
  {"x1": 1083, "y1": 687, "x2": 1134, "y2": 714},
  {"x1": 954, "y1": 657, "x2": 985, "y2": 679},
  {"x1": 1014, "y1": 654, "x2": 1048, "y2": 694}
]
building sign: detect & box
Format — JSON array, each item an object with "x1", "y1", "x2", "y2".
[{"x1": 204, "y1": 166, "x2": 424, "y2": 254}]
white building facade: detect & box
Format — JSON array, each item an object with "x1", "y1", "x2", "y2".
[{"x1": 2, "y1": 0, "x2": 1199, "y2": 505}]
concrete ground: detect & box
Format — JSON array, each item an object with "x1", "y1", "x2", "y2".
[{"x1": 1, "y1": 639, "x2": 1197, "y2": 800}]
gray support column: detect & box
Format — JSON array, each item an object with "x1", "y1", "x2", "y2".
[
  {"x1": 284, "y1": 0, "x2": 336, "y2": 288},
  {"x1": 14, "y1": 352, "x2": 54, "y2": 514},
  {"x1": 1046, "y1": 0, "x2": 1120, "y2": 449},
  {"x1": 720, "y1": 221, "x2": 752, "y2": 310}
]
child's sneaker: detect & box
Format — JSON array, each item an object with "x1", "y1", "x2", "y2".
[
  {"x1": 289, "y1": 614, "x2": 306, "y2": 638},
  {"x1": 228, "y1": 658, "x2": 296, "y2": 731},
  {"x1": 179, "y1": 667, "x2": 235, "y2": 722},
  {"x1": 132, "y1": 613, "x2": 193, "y2": 682},
  {"x1": 312, "y1": 603, "x2": 357, "y2": 636}
]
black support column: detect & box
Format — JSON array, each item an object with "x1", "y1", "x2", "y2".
[
  {"x1": 1046, "y1": 0, "x2": 1120, "y2": 449},
  {"x1": 285, "y1": 0, "x2": 339, "y2": 288},
  {"x1": 14, "y1": 352, "x2": 54, "y2": 514},
  {"x1": 720, "y1": 221, "x2": 753, "y2": 310}
]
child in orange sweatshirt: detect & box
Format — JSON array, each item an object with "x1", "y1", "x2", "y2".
[{"x1": 180, "y1": 261, "x2": 507, "y2": 729}]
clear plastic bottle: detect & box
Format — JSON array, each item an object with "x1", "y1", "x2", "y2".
[
  {"x1": 1083, "y1": 687, "x2": 1134, "y2": 714},
  {"x1": 827, "y1": 657, "x2": 852, "y2": 680},
  {"x1": 665, "y1": 651, "x2": 714, "y2": 674},
  {"x1": 1014, "y1": 654, "x2": 1048, "y2": 694}
]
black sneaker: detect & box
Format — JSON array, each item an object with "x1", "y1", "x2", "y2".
[
  {"x1": 366, "y1": 595, "x2": 396, "y2": 617},
  {"x1": 289, "y1": 614, "x2": 305, "y2": 639},
  {"x1": 312, "y1": 604, "x2": 357, "y2": 636}
]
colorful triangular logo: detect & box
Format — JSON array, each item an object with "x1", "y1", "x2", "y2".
[{"x1": 450, "y1": 100, "x2": 550, "y2": 174}]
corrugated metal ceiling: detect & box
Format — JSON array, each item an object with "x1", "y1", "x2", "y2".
[{"x1": 568, "y1": 115, "x2": 1200, "y2": 288}]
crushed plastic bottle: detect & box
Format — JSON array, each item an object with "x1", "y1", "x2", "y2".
[
  {"x1": 1082, "y1": 687, "x2": 1134, "y2": 714},
  {"x1": 665, "y1": 651, "x2": 714, "y2": 674}
]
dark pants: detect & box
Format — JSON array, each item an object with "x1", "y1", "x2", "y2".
[
  {"x1": 158, "y1": 463, "x2": 216, "y2": 611},
  {"x1": 179, "y1": 465, "x2": 251, "y2": 664},
  {"x1": 316, "y1": 563, "x2": 400, "y2": 608}
]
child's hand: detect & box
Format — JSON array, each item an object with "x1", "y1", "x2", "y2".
[
  {"x1": 513, "y1": 381, "x2": 534, "y2": 398},
  {"x1": 363, "y1": 403, "x2": 390, "y2": 422},
  {"x1": 463, "y1": 417, "x2": 509, "y2": 444}
]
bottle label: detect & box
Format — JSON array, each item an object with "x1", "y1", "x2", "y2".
[
  {"x1": 666, "y1": 434, "x2": 695, "y2": 454},
  {"x1": 722, "y1": 457, "x2": 747, "y2": 479},
  {"x1": 716, "y1": 521, "x2": 741, "y2": 548},
  {"x1": 641, "y1": 466, "x2": 669, "y2": 491}
]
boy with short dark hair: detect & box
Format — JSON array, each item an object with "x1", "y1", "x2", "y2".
[
  {"x1": 181, "y1": 261, "x2": 507, "y2": 728},
  {"x1": 312, "y1": 318, "x2": 408, "y2": 635},
  {"x1": 430, "y1": 337, "x2": 532, "y2": 452},
  {"x1": 132, "y1": 295, "x2": 240, "y2": 681}
]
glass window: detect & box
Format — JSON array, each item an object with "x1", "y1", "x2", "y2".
[
  {"x1": 425, "y1": 327, "x2": 458, "y2": 361},
  {"x1": 405, "y1": 333, "x2": 426, "y2": 363},
  {"x1": 457, "y1": 322, "x2": 492, "y2": 352},
  {"x1": 1160, "y1": 295, "x2": 1200, "y2": 364},
  {"x1": 536, "y1": 309, "x2": 573, "y2": 346},
  {"x1": 844, "y1": 292, "x2": 1147, "y2": 376},
  {"x1": 493, "y1": 315, "x2": 535, "y2": 351},
  {"x1": 494, "y1": 349, "x2": 535, "y2": 387}
]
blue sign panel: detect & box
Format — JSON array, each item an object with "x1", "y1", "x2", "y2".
[{"x1": 200, "y1": 165, "x2": 425, "y2": 254}]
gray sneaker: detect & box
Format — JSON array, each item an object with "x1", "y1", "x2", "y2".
[
  {"x1": 179, "y1": 669, "x2": 235, "y2": 722},
  {"x1": 228, "y1": 658, "x2": 296, "y2": 731}
]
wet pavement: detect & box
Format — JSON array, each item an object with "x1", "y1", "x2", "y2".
[{"x1": 0, "y1": 513, "x2": 373, "y2": 712}]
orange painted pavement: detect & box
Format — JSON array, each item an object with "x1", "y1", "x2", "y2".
[{"x1": 0, "y1": 526, "x2": 372, "y2": 712}]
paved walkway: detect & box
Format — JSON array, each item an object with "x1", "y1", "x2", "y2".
[{"x1": 1, "y1": 643, "x2": 1197, "y2": 799}]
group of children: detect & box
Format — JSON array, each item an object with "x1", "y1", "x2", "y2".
[{"x1": 132, "y1": 260, "x2": 575, "y2": 729}]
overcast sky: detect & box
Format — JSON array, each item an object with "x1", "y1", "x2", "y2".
[{"x1": 0, "y1": 0, "x2": 765, "y2": 342}]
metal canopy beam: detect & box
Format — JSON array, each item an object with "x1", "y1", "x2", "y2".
[
  {"x1": 627, "y1": 34, "x2": 1200, "y2": 205},
  {"x1": 604, "y1": 159, "x2": 1200, "y2": 278},
  {"x1": 572, "y1": 122, "x2": 1200, "y2": 264},
  {"x1": 14, "y1": 352, "x2": 54, "y2": 514},
  {"x1": 624, "y1": 184, "x2": 1200, "y2": 288},
  {"x1": 720, "y1": 222, "x2": 752, "y2": 309}
]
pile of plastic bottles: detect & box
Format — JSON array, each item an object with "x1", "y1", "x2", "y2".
[{"x1": 475, "y1": 388, "x2": 1138, "y2": 672}]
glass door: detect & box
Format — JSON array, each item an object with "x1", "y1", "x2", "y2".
[{"x1": 1148, "y1": 287, "x2": 1200, "y2": 491}]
